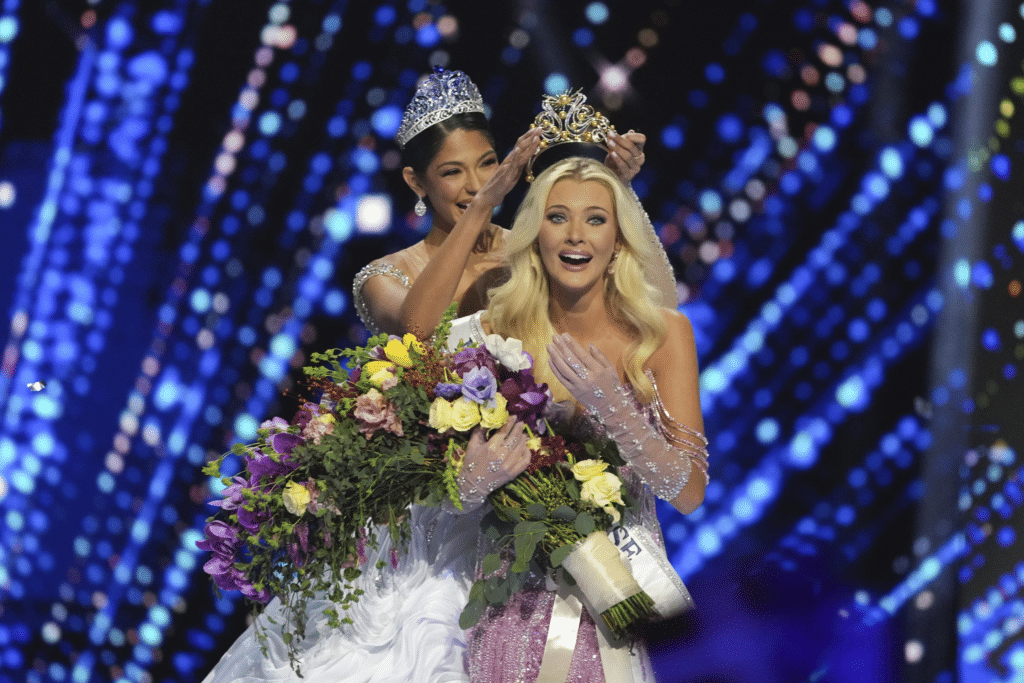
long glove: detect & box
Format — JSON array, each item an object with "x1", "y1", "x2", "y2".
[
  {"x1": 547, "y1": 333, "x2": 709, "y2": 501},
  {"x1": 449, "y1": 418, "x2": 532, "y2": 512}
]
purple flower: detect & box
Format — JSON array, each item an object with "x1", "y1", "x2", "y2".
[
  {"x1": 237, "y1": 503, "x2": 272, "y2": 533},
  {"x1": 210, "y1": 476, "x2": 249, "y2": 512},
  {"x1": 247, "y1": 450, "x2": 296, "y2": 480},
  {"x1": 268, "y1": 431, "x2": 302, "y2": 455},
  {"x1": 197, "y1": 520, "x2": 241, "y2": 582},
  {"x1": 260, "y1": 416, "x2": 290, "y2": 432},
  {"x1": 452, "y1": 346, "x2": 498, "y2": 378},
  {"x1": 461, "y1": 366, "x2": 497, "y2": 406},
  {"x1": 500, "y1": 370, "x2": 551, "y2": 433},
  {"x1": 434, "y1": 382, "x2": 462, "y2": 399},
  {"x1": 295, "y1": 521, "x2": 309, "y2": 553}
]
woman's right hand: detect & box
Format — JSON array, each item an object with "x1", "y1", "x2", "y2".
[
  {"x1": 457, "y1": 418, "x2": 532, "y2": 506},
  {"x1": 473, "y1": 128, "x2": 543, "y2": 210}
]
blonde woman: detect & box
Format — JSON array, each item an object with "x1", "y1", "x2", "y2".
[{"x1": 448, "y1": 156, "x2": 709, "y2": 682}]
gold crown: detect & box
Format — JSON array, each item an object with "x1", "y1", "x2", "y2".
[{"x1": 526, "y1": 90, "x2": 616, "y2": 181}]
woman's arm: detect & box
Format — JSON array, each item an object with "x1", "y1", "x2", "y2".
[
  {"x1": 547, "y1": 311, "x2": 709, "y2": 515},
  {"x1": 358, "y1": 130, "x2": 540, "y2": 339}
]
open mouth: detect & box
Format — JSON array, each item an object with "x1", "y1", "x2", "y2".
[
  {"x1": 559, "y1": 252, "x2": 592, "y2": 266},
  {"x1": 455, "y1": 202, "x2": 469, "y2": 211}
]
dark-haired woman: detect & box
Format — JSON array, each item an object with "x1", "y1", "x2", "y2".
[{"x1": 353, "y1": 69, "x2": 648, "y2": 339}]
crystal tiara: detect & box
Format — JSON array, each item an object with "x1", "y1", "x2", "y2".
[{"x1": 395, "y1": 67, "x2": 486, "y2": 148}]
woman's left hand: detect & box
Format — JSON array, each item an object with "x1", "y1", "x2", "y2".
[
  {"x1": 546, "y1": 332, "x2": 622, "y2": 413},
  {"x1": 604, "y1": 130, "x2": 647, "y2": 184}
]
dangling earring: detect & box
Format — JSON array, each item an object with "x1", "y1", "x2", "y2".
[{"x1": 414, "y1": 196, "x2": 427, "y2": 217}]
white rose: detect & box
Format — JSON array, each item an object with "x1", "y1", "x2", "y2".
[
  {"x1": 580, "y1": 472, "x2": 625, "y2": 523},
  {"x1": 483, "y1": 334, "x2": 532, "y2": 371}
]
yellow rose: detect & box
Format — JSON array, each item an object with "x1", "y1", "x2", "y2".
[
  {"x1": 579, "y1": 472, "x2": 625, "y2": 523},
  {"x1": 527, "y1": 435, "x2": 543, "y2": 451},
  {"x1": 363, "y1": 360, "x2": 396, "y2": 388},
  {"x1": 429, "y1": 397, "x2": 455, "y2": 432},
  {"x1": 402, "y1": 333, "x2": 427, "y2": 356},
  {"x1": 368, "y1": 367, "x2": 396, "y2": 389},
  {"x1": 383, "y1": 339, "x2": 413, "y2": 368},
  {"x1": 479, "y1": 394, "x2": 509, "y2": 430},
  {"x1": 282, "y1": 481, "x2": 311, "y2": 516},
  {"x1": 450, "y1": 397, "x2": 481, "y2": 432},
  {"x1": 571, "y1": 459, "x2": 610, "y2": 482}
]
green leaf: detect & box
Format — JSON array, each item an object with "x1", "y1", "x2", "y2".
[
  {"x1": 484, "y1": 576, "x2": 509, "y2": 604},
  {"x1": 550, "y1": 505, "x2": 577, "y2": 522},
  {"x1": 525, "y1": 503, "x2": 547, "y2": 520},
  {"x1": 282, "y1": 632, "x2": 292, "y2": 645},
  {"x1": 459, "y1": 595, "x2": 486, "y2": 630},
  {"x1": 549, "y1": 543, "x2": 575, "y2": 568},
  {"x1": 574, "y1": 511, "x2": 595, "y2": 535},
  {"x1": 231, "y1": 443, "x2": 248, "y2": 456},
  {"x1": 481, "y1": 553, "x2": 502, "y2": 576}
]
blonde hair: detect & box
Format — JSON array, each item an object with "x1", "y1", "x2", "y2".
[{"x1": 484, "y1": 157, "x2": 667, "y2": 403}]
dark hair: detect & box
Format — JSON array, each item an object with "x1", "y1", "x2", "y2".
[{"x1": 400, "y1": 112, "x2": 495, "y2": 175}]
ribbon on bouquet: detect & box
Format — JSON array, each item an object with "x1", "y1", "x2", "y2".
[{"x1": 535, "y1": 523, "x2": 693, "y2": 683}]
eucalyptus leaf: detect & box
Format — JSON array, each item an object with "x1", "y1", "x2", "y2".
[
  {"x1": 574, "y1": 511, "x2": 595, "y2": 535},
  {"x1": 459, "y1": 595, "x2": 486, "y2": 629},
  {"x1": 550, "y1": 505, "x2": 577, "y2": 522},
  {"x1": 482, "y1": 553, "x2": 502, "y2": 576},
  {"x1": 525, "y1": 503, "x2": 547, "y2": 520},
  {"x1": 549, "y1": 543, "x2": 575, "y2": 568},
  {"x1": 484, "y1": 575, "x2": 510, "y2": 604}
]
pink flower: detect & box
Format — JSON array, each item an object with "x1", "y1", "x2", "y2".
[
  {"x1": 301, "y1": 413, "x2": 336, "y2": 445},
  {"x1": 353, "y1": 388, "x2": 404, "y2": 438}
]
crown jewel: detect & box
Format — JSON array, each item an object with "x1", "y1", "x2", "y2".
[
  {"x1": 526, "y1": 90, "x2": 616, "y2": 181},
  {"x1": 395, "y1": 67, "x2": 486, "y2": 148}
]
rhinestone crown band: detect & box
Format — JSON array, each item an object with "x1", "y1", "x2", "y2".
[
  {"x1": 395, "y1": 67, "x2": 486, "y2": 148},
  {"x1": 526, "y1": 90, "x2": 616, "y2": 181}
]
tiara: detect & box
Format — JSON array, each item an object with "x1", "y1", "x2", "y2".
[
  {"x1": 395, "y1": 67, "x2": 486, "y2": 148},
  {"x1": 526, "y1": 90, "x2": 616, "y2": 181}
]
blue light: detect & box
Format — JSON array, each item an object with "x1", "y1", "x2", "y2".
[
  {"x1": 716, "y1": 114, "x2": 743, "y2": 143},
  {"x1": 975, "y1": 40, "x2": 998, "y2": 66},
  {"x1": 371, "y1": 105, "x2": 402, "y2": 137},
  {"x1": 697, "y1": 528, "x2": 721, "y2": 555},
  {"x1": 572, "y1": 28, "x2": 594, "y2": 47},
  {"x1": 325, "y1": 209, "x2": 353, "y2": 242},
  {"x1": 813, "y1": 126, "x2": 836, "y2": 152},
  {"x1": 352, "y1": 61, "x2": 372, "y2": 81},
  {"x1": 700, "y1": 367, "x2": 727, "y2": 392},
  {"x1": 151, "y1": 11, "x2": 181, "y2": 35},
  {"x1": 190, "y1": 288, "x2": 211, "y2": 313},
  {"x1": 755, "y1": 418, "x2": 779, "y2": 444},
  {"x1": 999, "y1": 22, "x2": 1017, "y2": 42},
  {"x1": 259, "y1": 111, "x2": 282, "y2": 136},
  {"x1": 972, "y1": 261, "x2": 994, "y2": 288},
  {"x1": 789, "y1": 432, "x2": 816, "y2": 467},
  {"x1": 898, "y1": 16, "x2": 919, "y2": 39},
  {"x1": 416, "y1": 23, "x2": 440, "y2": 47},
  {"x1": 698, "y1": 189, "x2": 722, "y2": 215},
  {"x1": 908, "y1": 117, "x2": 933, "y2": 147},
  {"x1": 953, "y1": 259, "x2": 970, "y2": 288},
  {"x1": 585, "y1": 2, "x2": 609, "y2": 24},
  {"x1": 0, "y1": 17, "x2": 19, "y2": 42},
  {"x1": 352, "y1": 148, "x2": 379, "y2": 174},
  {"x1": 705, "y1": 63, "x2": 725, "y2": 83},
  {"x1": 991, "y1": 154, "x2": 1010, "y2": 180},
  {"x1": 661, "y1": 125, "x2": 684, "y2": 149},
  {"x1": 748, "y1": 477, "x2": 773, "y2": 501},
  {"x1": 544, "y1": 73, "x2": 569, "y2": 95},
  {"x1": 982, "y1": 329, "x2": 1000, "y2": 351},
  {"x1": 107, "y1": 17, "x2": 134, "y2": 48},
  {"x1": 128, "y1": 53, "x2": 168, "y2": 84},
  {"x1": 270, "y1": 333, "x2": 296, "y2": 358},
  {"x1": 879, "y1": 148, "x2": 903, "y2": 179},
  {"x1": 373, "y1": 6, "x2": 395, "y2": 26},
  {"x1": 864, "y1": 172, "x2": 889, "y2": 200},
  {"x1": 31, "y1": 394, "x2": 60, "y2": 420},
  {"x1": 234, "y1": 414, "x2": 258, "y2": 441}
]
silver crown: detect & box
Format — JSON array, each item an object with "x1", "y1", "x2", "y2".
[{"x1": 395, "y1": 68, "x2": 486, "y2": 148}]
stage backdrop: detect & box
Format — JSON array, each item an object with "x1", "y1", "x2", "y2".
[{"x1": 0, "y1": 1, "x2": 1020, "y2": 682}]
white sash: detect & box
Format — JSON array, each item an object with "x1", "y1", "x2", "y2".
[{"x1": 537, "y1": 523, "x2": 692, "y2": 682}]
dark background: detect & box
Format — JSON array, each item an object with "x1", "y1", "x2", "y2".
[{"x1": 0, "y1": 1, "x2": 1020, "y2": 681}]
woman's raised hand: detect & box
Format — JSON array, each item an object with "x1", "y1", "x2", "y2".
[
  {"x1": 546, "y1": 332, "x2": 623, "y2": 414},
  {"x1": 474, "y1": 128, "x2": 543, "y2": 209},
  {"x1": 604, "y1": 130, "x2": 647, "y2": 184},
  {"x1": 457, "y1": 417, "x2": 532, "y2": 506}
]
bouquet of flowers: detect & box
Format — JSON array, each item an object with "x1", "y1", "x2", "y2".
[
  {"x1": 461, "y1": 427, "x2": 658, "y2": 639},
  {"x1": 198, "y1": 313, "x2": 554, "y2": 663},
  {"x1": 199, "y1": 310, "x2": 664, "y2": 666}
]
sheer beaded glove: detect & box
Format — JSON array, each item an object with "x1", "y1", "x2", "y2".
[
  {"x1": 547, "y1": 333, "x2": 709, "y2": 501},
  {"x1": 448, "y1": 419, "x2": 532, "y2": 513}
]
